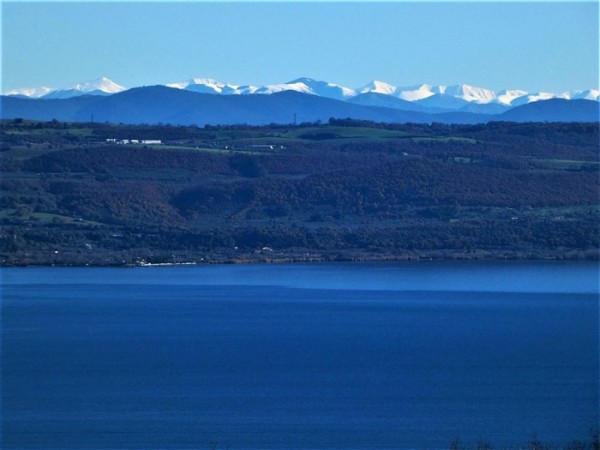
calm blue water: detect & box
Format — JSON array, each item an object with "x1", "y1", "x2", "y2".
[{"x1": 2, "y1": 261, "x2": 599, "y2": 449}]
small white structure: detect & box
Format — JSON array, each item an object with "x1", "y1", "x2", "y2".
[{"x1": 106, "y1": 138, "x2": 162, "y2": 145}]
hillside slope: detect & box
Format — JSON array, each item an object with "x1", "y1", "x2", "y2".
[{"x1": 1, "y1": 120, "x2": 598, "y2": 265}]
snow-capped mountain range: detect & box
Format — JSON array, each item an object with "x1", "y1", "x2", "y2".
[
  {"x1": 5, "y1": 77, "x2": 127, "y2": 99},
  {"x1": 5, "y1": 76, "x2": 599, "y2": 110}
]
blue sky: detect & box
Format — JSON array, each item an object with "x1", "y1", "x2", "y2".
[{"x1": 2, "y1": 1, "x2": 598, "y2": 93}]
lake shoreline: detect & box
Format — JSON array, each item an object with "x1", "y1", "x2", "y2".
[{"x1": 2, "y1": 246, "x2": 598, "y2": 267}]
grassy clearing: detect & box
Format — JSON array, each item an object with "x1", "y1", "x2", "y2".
[
  {"x1": 141, "y1": 144, "x2": 199, "y2": 151},
  {"x1": 412, "y1": 136, "x2": 477, "y2": 144},
  {"x1": 0, "y1": 171, "x2": 43, "y2": 179},
  {"x1": 212, "y1": 130, "x2": 274, "y2": 140},
  {"x1": 3, "y1": 127, "x2": 95, "y2": 137},
  {"x1": 521, "y1": 204, "x2": 600, "y2": 218},
  {"x1": 112, "y1": 167, "x2": 194, "y2": 181},
  {"x1": 452, "y1": 156, "x2": 474, "y2": 163},
  {"x1": 0, "y1": 145, "x2": 63, "y2": 160},
  {"x1": 533, "y1": 158, "x2": 600, "y2": 170},
  {"x1": 278, "y1": 126, "x2": 415, "y2": 139},
  {"x1": 29, "y1": 212, "x2": 102, "y2": 226},
  {"x1": 139, "y1": 144, "x2": 264, "y2": 155},
  {"x1": 0, "y1": 209, "x2": 102, "y2": 226}
]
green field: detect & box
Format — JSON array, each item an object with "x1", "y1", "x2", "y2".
[{"x1": 533, "y1": 158, "x2": 600, "y2": 170}]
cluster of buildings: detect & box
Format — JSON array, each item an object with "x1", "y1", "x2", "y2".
[{"x1": 105, "y1": 139, "x2": 162, "y2": 145}]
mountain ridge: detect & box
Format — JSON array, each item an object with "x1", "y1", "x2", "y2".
[
  {"x1": 5, "y1": 76, "x2": 599, "y2": 110},
  {"x1": 2, "y1": 85, "x2": 597, "y2": 126}
]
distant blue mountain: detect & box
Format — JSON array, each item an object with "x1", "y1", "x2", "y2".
[
  {"x1": 498, "y1": 98, "x2": 599, "y2": 122},
  {"x1": 1, "y1": 86, "x2": 597, "y2": 126},
  {"x1": 347, "y1": 92, "x2": 429, "y2": 113},
  {"x1": 415, "y1": 94, "x2": 471, "y2": 111}
]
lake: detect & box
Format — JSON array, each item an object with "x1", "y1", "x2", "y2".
[{"x1": 1, "y1": 261, "x2": 598, "y2": 449}]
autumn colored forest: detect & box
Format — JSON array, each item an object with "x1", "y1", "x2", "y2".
[{"x1": 1, "y1": 118, "x2": 598, "y2": 265}]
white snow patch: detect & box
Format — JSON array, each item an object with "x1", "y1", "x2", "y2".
[
  {"x1": 444, "y1": 84, "x2": 497, "y2": 104},
  {"x1": 254, "y1": 82, "x2": 315, "y2": 95},
  {"x1": 71, "y1": 76, "x2": 126, "y2": 94},
  {"x1": 4, "y1": 86, "x2": 54, "y2": 98},
  {"x1": 358, "y1": 80, "x2": 398, "y2": 96},
  {"x1": 495, "y1": 89, "x2": 529, "y2": 105},
  {"x1": 569, "y1": 89, "x2": 600, "y2": 101},
  {"x1": 396, "y1": 84, "x2": 443, "y2": 101}
]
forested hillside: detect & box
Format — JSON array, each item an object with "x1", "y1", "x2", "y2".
[{"x1": 1, "y1": 119, "x2": 598, "y2": 265}]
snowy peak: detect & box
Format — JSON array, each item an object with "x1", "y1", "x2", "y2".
[
  {"x1": 251, "y1": 77, "x2": 355, "y2": 100},
  {"x1": 359, "y1": 80, "x2": 398, "y2": 96},
  {"x1": 4, "y1": 86, "x2": 54, "y2": 99},
  {"x1": 167, "y1": 78, "x2": 259, "y2": 95},
  {"x1": 168, "y1": 78, "x2": 231, "y2": 94},
  {"x1": 569, "y1": 89, "x2": 600, "y2": 101},
  {"x1": 496, "y1": 89, "x2": 529, "y2": 105},
  {"x1": 443, "y1": 84, "x2": 497, "y2": 104},
  {"x1": 42, "y1": 77, "x2": 126, "y2": 99},
  {"x1": 4, "y1": 77, "x2": 125, "y2": 99},
  {"x1": 72, "y1": 76, "x2": 126, "y2": 94},
  {"x1": 396, "y1": 84, "x2": 441, "y2": 102},
  {"x1": 254, "y1": 81, "x2": 314, "y2": 96},
  {"x1": 510, "y1": 91, "x2": 568, "y2": 107},
  {"x1": 186, "y1": 78, "x2": 232, "y2": 94},
  {"x1": 287, "y1": 77, "x2": 357, "y2": 100},
  {"x1": 358, "y1": 82, "x2": 498, "y2": 105}
]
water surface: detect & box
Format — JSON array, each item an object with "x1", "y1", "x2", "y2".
[{"x1": 2, "y1": 261, "x2": 598, "y2": 449}]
